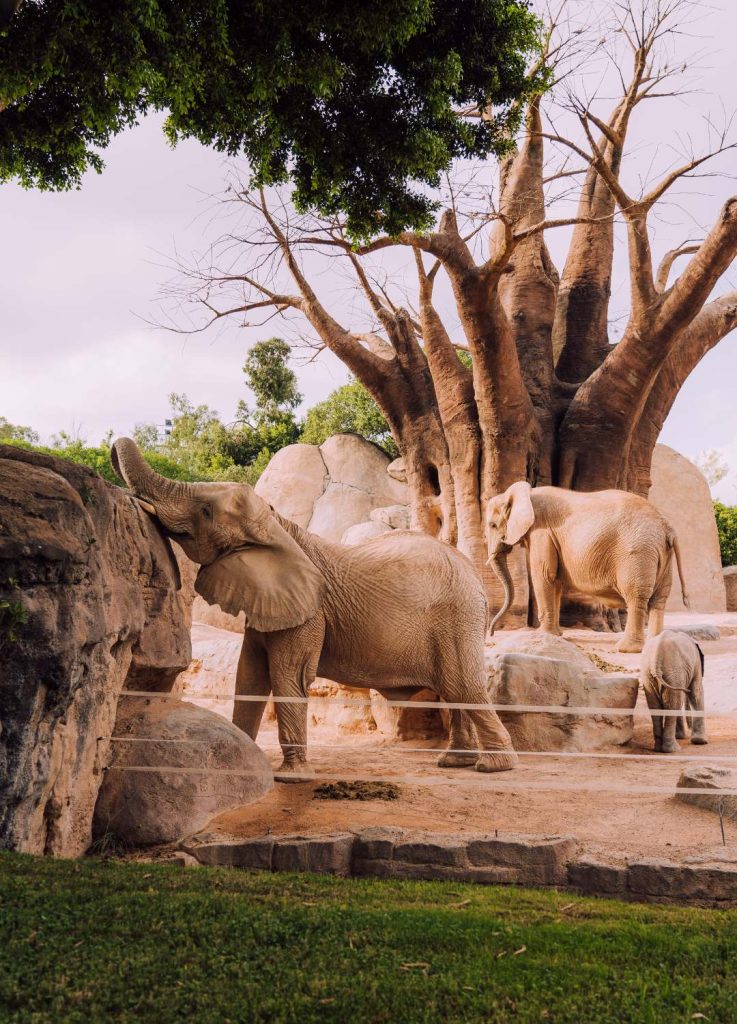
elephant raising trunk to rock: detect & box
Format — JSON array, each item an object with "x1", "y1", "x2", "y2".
[
  {"x1": 485, "y1": 481, "x2": 689, "y2": 654},
  {"x1": 111, "y1": 438, "x2": 518, "y2": 775}
]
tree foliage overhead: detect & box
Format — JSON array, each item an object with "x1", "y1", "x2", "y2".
[{"x1": 0, "y1": 0, "x2": 542, "y2": 238}]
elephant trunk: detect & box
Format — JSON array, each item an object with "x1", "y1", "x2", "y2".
[
  {"x1": 111, "y1": 437, "x2": 193, "y2": 530},
  {"x1": 488, "y1": 545, "x2": 514, "y2": 635}
]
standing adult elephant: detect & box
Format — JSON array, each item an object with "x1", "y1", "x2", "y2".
[
  {"x1": 111, "y1": 438, "x2": 517, "y2": 775},
  {"x1": 485, "y1": 482, "x2": 689, "y2": 654}
]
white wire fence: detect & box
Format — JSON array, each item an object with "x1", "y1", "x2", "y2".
[{"x1": 104, "y1": 687, "x2": 737, "y2": 799}]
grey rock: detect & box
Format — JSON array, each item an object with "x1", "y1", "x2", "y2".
[
  {"x1": 487, "y1": 634, "x2": 639, "y2": 752},
  {"x1": 568, "y1": 858, "x2": 628, "y2": 895},
  {"x1": 353, "y1": 827, "x2": 404, "y2": 861},
  {"x1": 370, "y1": 504, "x2": 411, "y2": 530},
  {"x1": 393, "y1": 837, "x2": 470, "y2": 868},
  {"x1": 466, "y1": 835, "x2": 577, "y2": 886},
  {"x1": 670, "y1": 624, "x2": 721, "y2": 642},
  {"x1": 182, "y1": 837, "x2": 274, "y2": 870},
  {"x1": 93, "y1": 701, "x2": 273, "y2": 847},
  {"x1": 271, "y1": 834, "x2": 355, "y2": 875},
  {"x1": 627, "y1": 859, "x2": 737, "y2": 902},
  {"x1": 676, "y1": 764, "x2": 737, "y2": 821}
]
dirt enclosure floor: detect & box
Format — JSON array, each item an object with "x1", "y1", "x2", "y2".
[{"x1": 204, "y1": 613, "x2": 737, "y2": 868}]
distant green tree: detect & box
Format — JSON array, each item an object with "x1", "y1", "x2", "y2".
[
  {"x1": 240, "y1": 338, "x2": 301, "y2": 425},
  {"x1": 226, "y1": 337, "x2": 303, "y2": 471},
  {"x1": 0, "y1": 416, "x2": 39, "y2": 444},
  {"x1": 714, "y1": 502, "x2": 737, "y2": 568},
  {"x1": 301, "y1": 380, "x2": 398, "y2": 457}
]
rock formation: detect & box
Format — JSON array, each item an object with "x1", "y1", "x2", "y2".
[
  {"x1": 0, "y1": 445, "x2": 191, "y2": 856},
  {"x1": 486, "y1": 633, "x2": 639, "y2": 751},
  {"x1": 676, "y1": 764, "x2": 737, "y2": 822},
  {"x1": 93, "y1": 699, "x2": 273, "y2": 846},
  {"x1": 648, "y1": 445, "x2": 726, "y2": 613},
  {"x1": 256, "y1": 434, "x2": 407, "y2": 541}
]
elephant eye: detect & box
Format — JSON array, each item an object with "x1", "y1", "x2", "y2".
[{"x1": 202, "y1": 504, "x2": 213, "y2": 520}]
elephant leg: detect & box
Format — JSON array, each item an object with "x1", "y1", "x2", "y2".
[
  {"x1": 616, "y1": 594, "x2": 649, "y2": 653},
  {"x1": 232, "y1": 631, "x2": 271, "y2": 740},
  {"x1": 435, "y1": 653, "x2": 517, "y2": 772},
  {"x1": 648, "y1": 606, "x2": 665, "y2": 638},
  {"x1": 266, "y1": 616, "x2": 325, "y2": 776},
  {"x1": 661, "y1": 709, "x2": 680, "y2": 753},
  {"x1": 438, "y1": 710, "x2": 478, "y2": 768},
  {"x1": 643, "y1": 680, "x2": 663, "y2": 752},
  {"x1": 461, "y1": 684, "x2": 518, "y2": 773},
  {"x1": 689, "y1": 670, "x2": 708, "y2": 745},
  {"x1": 529, "y1": 533, "x2": 561, "y2": 636}
]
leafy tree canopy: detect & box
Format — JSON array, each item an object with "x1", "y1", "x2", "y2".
[
  {"x1": 0, "y1": 0, "x2": 542, "y2": 237},
  {"x1": 301, "y1": 379, "x2": 398, "y2": 456}
]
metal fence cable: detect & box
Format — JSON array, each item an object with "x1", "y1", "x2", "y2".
[{"x1": 117, "y1": 689, "x2": 723, "y2": 718}]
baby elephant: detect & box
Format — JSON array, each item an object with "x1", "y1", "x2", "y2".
[{"x1": 640, "y1": 630, "x2": 707, "y2": 752}]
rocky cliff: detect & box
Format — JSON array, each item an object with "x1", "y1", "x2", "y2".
[{"x1": 0, "y1": 445, "x2": 191, "y2": 856}]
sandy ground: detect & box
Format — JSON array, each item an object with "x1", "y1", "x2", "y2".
[{"x1": 203, "y1": 613, "x2": 737, "y2": 865}]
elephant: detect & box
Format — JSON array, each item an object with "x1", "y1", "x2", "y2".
[
  {"x1": 639, "y1": 629, "x2": 707, "y2": 752},
  {"x1": 485, "y1": 482, "x2": 689, "y2": 654},
  {"x1": 111, "y1": 438, "x2": 518, "y2": 775}
]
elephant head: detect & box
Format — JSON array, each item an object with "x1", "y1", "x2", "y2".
[
  {"x1": 485, "y1": 481, "x2": 535, "y2": 632},
  {"x1": 111, "y1": 437, "x2": 325, "y2": 631}
]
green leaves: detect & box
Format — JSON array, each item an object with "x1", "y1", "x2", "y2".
[
  {"x1": 714, "y1": 501, "x2": 737, "y2": 567},
  {"x1": 301, "y1": 379, "x2": 398, "y2": 456},
  {"x1": 1, "y1": 0, "x2": 542, "y2": 237}
]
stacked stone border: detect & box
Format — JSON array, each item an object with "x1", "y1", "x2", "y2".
[{"x1": 181, "y1": 828, "x2": 737, "y2": 907}]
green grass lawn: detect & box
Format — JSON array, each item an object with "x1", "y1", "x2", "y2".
[{"x1": 1, "y1": 852, "x2": 736, "y2": 1023}]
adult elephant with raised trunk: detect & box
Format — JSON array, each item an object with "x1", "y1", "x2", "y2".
[
  {"x1": 485, "y1": 481, "x2": 689, "y2": 654},
  {"x1": 111, "y1": 438, "x2": 517, "y2": 775}
]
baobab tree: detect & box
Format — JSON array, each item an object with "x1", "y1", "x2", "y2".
[{"x1": 166, "y1": 0, "x2": 737, "y2": 622}]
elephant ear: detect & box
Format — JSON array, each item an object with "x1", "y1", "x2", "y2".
[
  {"x1": 503, "y1": 481, "x2": 535, "y2": 545},
  {"x1": 195, "y1": 515, "x2": 326, "y2": 632}
]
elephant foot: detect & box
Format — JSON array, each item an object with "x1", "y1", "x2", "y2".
[
  {"x1": 275, "y1": 758, "x2": 310, "y2": 783},
  {"x1": 660, "y1": 739, "x2": 680, "y2": 754},
  {"x1": 691, "y1": 736, "x2": 709, "y2": 745},
  {"x1": 541, "y1": 625, "x2": 563, "y2": 637},
  {"x1": 437, "y1": 750, "x2": 478, "y2": 769},
  {"x1": 615, "y1": 637, "x2": 643, "y2": 654},
  {"x1": 475, "y1": 750, "x2": 518, "y2": 773}
]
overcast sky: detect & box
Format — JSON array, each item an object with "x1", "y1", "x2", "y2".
[{"x1": 1, "y1": 1, "x2": 736, "y2": 499}]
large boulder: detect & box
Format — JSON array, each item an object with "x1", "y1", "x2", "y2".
[
  {"x1": 486, "y1": 633, "x2": 639, "y2": 751},
  {"x1": 676, "y1": 764, "x2": 737, "y2": 821},
  {"x1": 255, "y1": 434, "x2": 407, "y2": 543},
  {"x1": 93, "y1": 699, "x2": 273, "y2": 846},
  {"x1": 0, "y1": 445, "x2": 191, "y2": 856},
  {"x1": 649, "y1": 444, "x2": 726, "y2": 612}
]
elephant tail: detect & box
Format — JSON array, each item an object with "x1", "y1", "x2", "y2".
[{"x1": 668, "y1": 530, "x2": 690, "y2": 610}]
